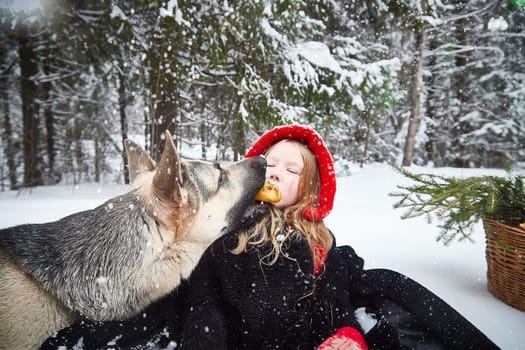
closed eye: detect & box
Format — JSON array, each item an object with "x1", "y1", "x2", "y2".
[{"x1": 287, "y1": 168, "x2": 300, "y2": 175}]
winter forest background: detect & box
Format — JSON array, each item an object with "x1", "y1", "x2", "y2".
[{"x1": 0, "y1": 0, "x2": 524, "y2": 190}]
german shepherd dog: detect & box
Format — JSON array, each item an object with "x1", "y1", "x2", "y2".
[{"x1": 0, "y1": 131, "x2": 267, "y2": 349}]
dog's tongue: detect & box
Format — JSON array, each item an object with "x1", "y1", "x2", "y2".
[{"x1": 238, "y1": 202, "x2": 270, "y2": 229}]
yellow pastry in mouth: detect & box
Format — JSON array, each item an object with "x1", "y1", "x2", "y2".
[{"x1": 255, "y1": 182, "x2": 281, "y2": 203}]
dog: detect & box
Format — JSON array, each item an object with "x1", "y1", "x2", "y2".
[{"x1": 0, "y1": 131, "x2": 267, "y2": 350}]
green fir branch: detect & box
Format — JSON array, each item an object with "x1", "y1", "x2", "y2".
[{"x1": 390, "y1": 164, "x2": 525, "y2": 245}]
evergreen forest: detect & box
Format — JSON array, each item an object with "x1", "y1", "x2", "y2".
[{"x1": 0, "y1": 0, "x2": 523, "y2": 189}]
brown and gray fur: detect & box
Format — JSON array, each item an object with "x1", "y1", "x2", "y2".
[{"x1": 0, "y1": 131, "x2": 266, "y2": 349}]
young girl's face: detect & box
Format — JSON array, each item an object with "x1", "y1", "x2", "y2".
[{"x1": 265, "y1": 141, "x2": 304, "y2": 208}]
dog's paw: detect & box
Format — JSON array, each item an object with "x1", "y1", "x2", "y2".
[{"x1": 255, "y1": 182, "x2": 281, "y2": 203}]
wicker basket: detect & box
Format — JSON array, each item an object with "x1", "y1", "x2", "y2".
[{"x1": 483, "y1": 218, "x2": 525, "y2": 311}]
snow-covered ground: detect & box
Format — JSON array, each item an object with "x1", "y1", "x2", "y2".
[{"x1": 0, "y1": 163, "x2": 523, "y2": 349}]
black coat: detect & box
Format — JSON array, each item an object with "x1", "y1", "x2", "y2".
[
  {"x1": 41, "y1": 235, "x2": 500, "y2": 350},
  {"x1": 179, "y1": 231, "x2": 365, "y2": 349},
  {"x1": 350, "y1": 269, "x2": 500, "y2": 350}
]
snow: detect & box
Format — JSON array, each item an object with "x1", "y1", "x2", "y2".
[
  {"x1": 110, "y1": 5, "x2": 127, "y2": 20},
  {"x1": 290, "y1": 41, "x2": 344, "y2": 74},
  {"x1": 488, "y1": 16, "x2": 509, "y2": 32},
  {"x1": 0, "y1": 163, "x2": 523, "y2": 349},
  {"x1": 0, "y1": 0, "x2": 46, "y2": 11}
]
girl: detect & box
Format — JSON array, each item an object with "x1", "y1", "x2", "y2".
[{"x1": 179, "y1": 124, "x2": 368, "y2": 349}]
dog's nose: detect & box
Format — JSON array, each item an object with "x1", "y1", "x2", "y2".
[{"x1": 250, "y1": 155, "x2": 267, "y2": 169}]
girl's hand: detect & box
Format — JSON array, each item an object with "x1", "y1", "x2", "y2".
[{"x1": 317, "y1": 327, "x2": 367, "y2": 350}]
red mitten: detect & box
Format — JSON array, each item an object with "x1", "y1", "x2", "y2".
[{"x1": 317, "y1": 327, "x2": 367, "y2": 350}]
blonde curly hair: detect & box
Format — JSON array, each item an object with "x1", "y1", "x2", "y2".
[{"x1": 232, "y1": 140, "x2": 333, "y2": 266}]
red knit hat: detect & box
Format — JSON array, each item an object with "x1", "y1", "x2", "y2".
[{"x1": 245, "y1": 124, "x2": 336, "y2": 221}]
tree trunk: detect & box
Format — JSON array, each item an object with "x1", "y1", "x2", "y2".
[
  {"x1": 1, "y1": 99, "x2": 18, "y2": 190},
  {"x1": 402, "y1": 11, "x2": 427, "y2": 167},
  {"x1": 424, "y1": 36, "x2": 439, "y2": 167},
  {"x1": 148, "y1": 49, "x2": 178, "y2": 162},
  {"x1": 94, "y1": 135, "x2": 101, "y2": 183},
  {"x1": 232, "y1": 115, "x2": 246, "y2": 162},
  {"x1": 17, "y1": 22, "x2": 43, "y2": 187},
  {"x1": 150, "y1": 98, "x2": 178, "y2": 160},
  {"x1": 73, "y1": 126, "x2": 83, "y2": 185},
  {"x1": 42, "y1": 57, "x2": 57, "y2": 183},
  {"x1": 118, "y1": 57, "x2": 129, "y2": 184},
  {"x1": 200, "y1": 120, "x2": 207, "y2": 160},
  {"x1": 39, "y1": 27, "x2": 58, "y2": 184},
  {"x1": 0, "y1": 47, "x2": 18, "y2": 189},
  {"x1": 360, "y1": 107, "x2": 373, "y2": 168},
  {"x1": 449, "y1": 0, "x2": 471, "y2": 168}
]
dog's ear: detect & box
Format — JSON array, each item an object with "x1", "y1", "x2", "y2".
[
  {"x1": 153, "y1": 130, "x2": 183, "y2": 200},
  {"x1": 125, "y1": 139, "x2": 156, "y2": 184}
]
